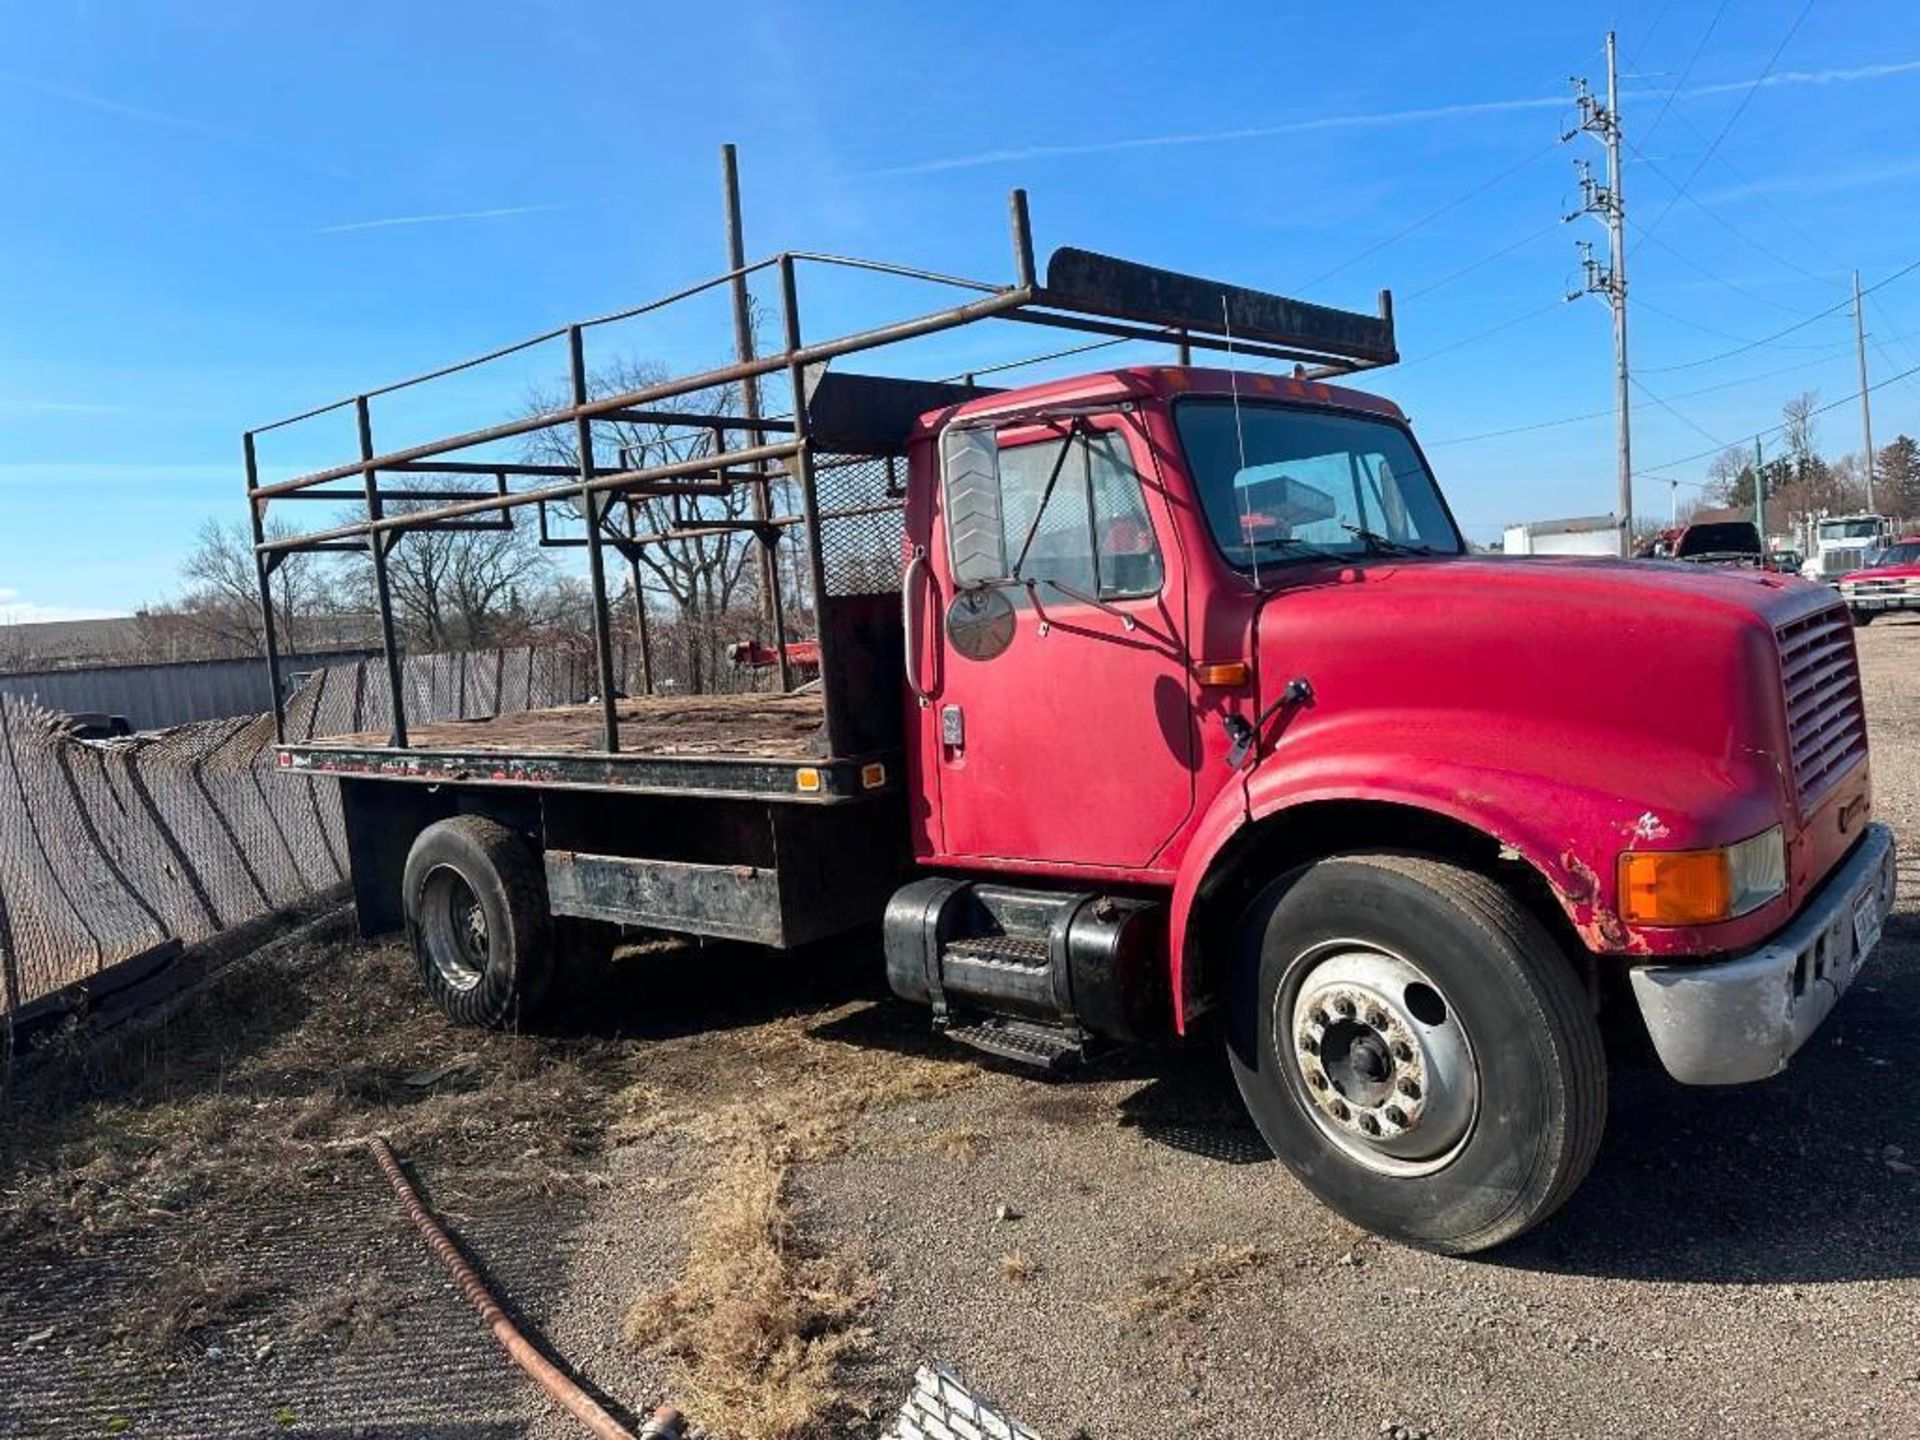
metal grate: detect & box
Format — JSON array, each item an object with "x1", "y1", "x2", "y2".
[
  {"x1": 812, "y1": 452, "x2": 906, "y2": 597},
  {"x1": 1777, "y1": 605, "x2": 1868, "y2": 803}
]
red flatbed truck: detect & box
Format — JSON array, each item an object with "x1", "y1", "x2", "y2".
[{"x1": 252, "y1": 189, "x2": 1895, "y2": 1254}]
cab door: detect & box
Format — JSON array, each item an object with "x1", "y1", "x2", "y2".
[{"x1": 918, "y1": 408, "x2": 1196, "y2": 871}]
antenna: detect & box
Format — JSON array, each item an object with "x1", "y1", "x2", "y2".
[{"x1": 1222, "y1": 295, "x2": 1261, "y2": 588}]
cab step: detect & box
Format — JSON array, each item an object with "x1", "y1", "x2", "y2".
[
  {"x1": 944, "y1": 1016, "x2": 1086, "y2": 1072},
  {"x1": 884, "y1": 877, "x2": 1168, "y2": 1058}
]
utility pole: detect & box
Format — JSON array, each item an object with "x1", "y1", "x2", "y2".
[
  {"x1": 720, "y1": 142, "x2": 791, "y2": 692},
  {"x1": 1853, "y1": 268, "x2": 1876, "y2": 513},
  {"x1": 1568, "y1": 32, "x2": 1633, "y2": 557},
  {"x1": 1754, "y1": 436, "x2": 1767, "y2": 541}
]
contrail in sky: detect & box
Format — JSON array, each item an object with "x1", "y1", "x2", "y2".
[
  {"x1": 869, "y1": 56, "x2": 1920, "y2": 177},
  {"x1": 0, "y1": 71, "x2": 354, "y2": 181},
  {"x1": 315, "y1": 203, "x2": 570, "y2": 235}
]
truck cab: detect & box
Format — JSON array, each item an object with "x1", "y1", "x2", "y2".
[
  {"x1": 886, "y1": 363, "x2": 1893, "y2": 1248},
  {"x1": 254, "y1": 190, "x2": 1895, "y2": 1255}
]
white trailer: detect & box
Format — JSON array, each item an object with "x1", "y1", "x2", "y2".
[{"x1": 1502, "y1": 514, "x2": 1621, "y2": 557}]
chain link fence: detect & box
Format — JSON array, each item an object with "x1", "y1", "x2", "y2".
[{"x1": 0, "y1": 645, "x2": 594, "y2": 1020}]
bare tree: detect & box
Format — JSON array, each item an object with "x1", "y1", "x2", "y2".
[
  {"x1": 156, "y1": 517, "x2": 337, "y2": 657},
  {"x1": 336, "y1": 478, "x2": 553, "y2": 651},
  {"x1": 1705, "y1": 446, "x2": 1752, "y2": 508},
  {"x1": 522, "y1": 359, "x2": 788, "y2": 691},
  {"x1": 1781, "y1": 391, "x2": 1821, "y2": 476}
]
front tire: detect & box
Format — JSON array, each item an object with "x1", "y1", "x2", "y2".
[
  {"x1": 1226, "y1": 854, "x2": 1606, "y2": 1254},
  {"x1": 402, "y1": 816, "x2": 554, "y2": 1028},
  {"x1": 1851, "y1": 608, "x2": 1875, "y2": 627}
]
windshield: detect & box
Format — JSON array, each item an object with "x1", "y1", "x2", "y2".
[
  {"x1": 1174, "y1": 400, "x2": 1462, "y2": 570},
  {"x1": 1819, "y1": 518, "x2": 1881, "y2": 540},
  {"x1": 1870, "y1": 541, "x2": 1920, "y2": 567}
]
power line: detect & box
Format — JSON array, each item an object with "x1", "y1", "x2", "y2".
[
  {"x1": 1405, "y1": 219, "x2": 1563, "y2": 300},
  {"x1": 1638, "y1": 256, "x2": 1920, "y2": 374},
  {"x1": 1634, "y1": 354, "x2": 1920, "y2": 479},
  {"x1": 1394, "y1": 297, "x2": 1570, "y2": 372},
  {"x1": 1632, "y1": 374, "x2": 1728, "y2": 448},
  {"x1": 1639, "y1": 0, "x2": 1815, "y2": 242},
  {"x1": 1624, "y1": 136, "x2": 1839, "y2": 289},
  {"x1": 1626, "y1": 212, "x2": 1812, "y2": 316},
  {"x1": 1655, "y1": 102, "x2": 1851, "y2": 277},
  {"x1": 1631, "y1": 293, "x2": 1806, "y2": 345},
  {"x1": 1300, "y1": 138, "x2": 1565, "y2": 293},
  {"x1": 1636, "y1": 0, "x2": 1733, "y2": 148},
  {"x1": 1425, "y1": 343, "x2": 1852, "y2": 447}
]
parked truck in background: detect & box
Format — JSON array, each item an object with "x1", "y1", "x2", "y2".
[
  {"x1": 1803, "y1": 512, "x2": 1891, "y2": 583},
  {"x1": 1501, "y1": 513, "x2": 1620, "y2": 556},
  {"x1": 1840, "y1": 535, "x2": 1920, "y2": 623},
  {"x1": 250, "y1": 189, "x2": 1896, "y2": 1255}
]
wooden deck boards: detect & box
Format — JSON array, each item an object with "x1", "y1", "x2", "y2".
[{"x1": 307, "y1": 690, "x2": 830, "y2": 760}]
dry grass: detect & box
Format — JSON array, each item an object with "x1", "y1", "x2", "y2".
[
  {"x1": 285, "y1": 1271, "x2": 412, "y2": 1350},
  {"x1": 0, "y1": 934, "x2": 640, "y2": 1274},
  {"x1": 622, "y1": 1013, "x2": 978, "y2": 1439},
  {"x1": 626, "y1": 1138, "x2": 874, "y2": 1439},
  {"x1": 926, "y1": 1125, "x2": 983, "y2": 1163},
  {"x1": 999, "y1": 1248, "x2": 1037, "y2": 1283},
  {"x1": 117, "y1": 1252, "x2": 275, "y2": 1357},
  {"x1": 1120, "y1": 1243, "x2": 1271, "y2": 1324}
]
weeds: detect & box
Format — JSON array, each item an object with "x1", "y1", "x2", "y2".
[
  {"x1": 623, "y1": 1014, "x2": 977, "y2": 1439},
  {"x1": 1120, "y1": 1243, "x2": 1270, "y2": 1324}
]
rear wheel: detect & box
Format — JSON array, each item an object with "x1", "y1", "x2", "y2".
[
  {"x1": 402, "y1": 816, "x2": 554, "y2": 1028},
  {"x1": 1226, "y1": 853, "x2": 1606, "y2": 1254}
]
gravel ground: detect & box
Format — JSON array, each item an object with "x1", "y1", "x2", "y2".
[{"x1": 5, "y1": 617, "x2": 1916, "y2": 1440}]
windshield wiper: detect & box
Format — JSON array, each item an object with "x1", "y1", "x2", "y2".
[
  {"x1": 1244, "y1": 535, "x2": 1346, "y2": 563},
  {"x1": 1339, "y1": 523, "x2": 1434, "y2": 556}
]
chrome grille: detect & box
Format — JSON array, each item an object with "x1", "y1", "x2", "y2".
[{"x1": 1777, "y1": 606, "x2": 1867, "y2": 802}]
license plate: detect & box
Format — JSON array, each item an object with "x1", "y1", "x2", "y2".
[{"x1": 1852, "y1": 885, "x2": 1884, "y2": 962}]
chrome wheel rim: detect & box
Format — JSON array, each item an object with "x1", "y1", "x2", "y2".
[
  {"x1": 1278, "y1": 941, "x2": 1478, "y2": 1176},
  {"x1": 421, "y1": 866, "x2": 489, "y2": 993}
]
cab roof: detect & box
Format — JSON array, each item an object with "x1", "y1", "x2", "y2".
[{"x1": 916, "y1": 364, "x2": 1406, "y2": 436}]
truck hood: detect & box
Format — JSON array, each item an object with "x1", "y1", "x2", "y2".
[{"x1": 1249, "y1": 554, "x2": 1858, "y2": 932}]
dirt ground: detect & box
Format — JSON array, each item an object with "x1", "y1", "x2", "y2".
[{"x1": 4, "y1": 618, "x2": 1918, "y2": 1440}]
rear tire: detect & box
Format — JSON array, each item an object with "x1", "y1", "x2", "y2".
[
  {"x1": 1226, "y1": 853, "x2": 1606, "y2": 1254},
  {"x1": 402, "y1": 816, "x2": 554, "y2": 1028}
]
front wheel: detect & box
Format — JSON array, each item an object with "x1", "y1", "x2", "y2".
[
  {"x1": 1226, "y1": 854, "x2": 1606, "y2": 1254},
  {"x1": 1851, "y1": 609, "x2": 1876, "y2": 627}
]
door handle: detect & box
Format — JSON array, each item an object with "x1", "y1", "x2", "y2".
[{"x1": 903, "y1": 544, "x2": 932, "y2": 708}]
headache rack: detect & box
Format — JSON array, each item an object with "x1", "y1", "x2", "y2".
[{"x1": 246, "y1": 171, "x2": 1397, "y2": 782}]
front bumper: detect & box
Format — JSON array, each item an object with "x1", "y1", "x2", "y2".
[
  {"x1": 1844, "y1": 591, "x2": 1920, "y2": 612},
  {"x1": 1628, "y1": 822, "x2": 1896, "y2": 1085}
]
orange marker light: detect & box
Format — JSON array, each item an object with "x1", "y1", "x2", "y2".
[
  {"x1": 1618, "y1": 849, "x2": 1733, "y2": 925},
  {"x1": 794, "y1": 767, "x2": 823, "y2": 793},
  {"x1": 861, "y1": 762, "x2": 887, "y2": 790},
  {"x1": 1195, "y1": 661, "x2": 1250, "y2": 688}
]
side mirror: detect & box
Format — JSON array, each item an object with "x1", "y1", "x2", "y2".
[{"x1": 942, "y1": 426, "x2": 1006, "y2": 586}]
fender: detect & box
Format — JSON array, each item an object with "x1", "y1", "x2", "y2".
[{"x1": 1166, "y1": 713, "x2": 1791, "y2": 1031}]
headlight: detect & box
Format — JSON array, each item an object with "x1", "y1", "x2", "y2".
[{"x1": 1617, "y1": 825, "x2": 1787, "y2": 926}]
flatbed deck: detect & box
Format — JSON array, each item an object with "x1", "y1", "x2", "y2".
[{"x1": 280, "y1": 691, "x2": 896, "y2": 802}]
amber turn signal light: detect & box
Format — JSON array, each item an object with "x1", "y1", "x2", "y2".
[
  {"x1": 1618, "y1": 850, "x2": 1733, "y2": 925},
  {"x1": 1195, "y1": 661, "x2": 1249, "y2": 688}
]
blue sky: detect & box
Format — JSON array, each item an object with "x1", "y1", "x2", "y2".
[{"x1": 4, "y1": 0, "x2": 1919, "y2": 620}]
